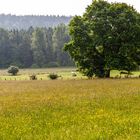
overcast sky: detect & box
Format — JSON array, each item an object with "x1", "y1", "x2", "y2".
[{"x1": 0, "y1": 0, "x2": 139, "y2": 16}]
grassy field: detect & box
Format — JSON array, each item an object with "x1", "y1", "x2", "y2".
[
  {"x1": 0, "y1": 79, "x2": 140, "y2": 139},
  {"x1": 0, "y1": 68, "x2": 139, "y2": 80},
  {"x1": 0, "y1": 67, "x2": 84, "y2": 80}
]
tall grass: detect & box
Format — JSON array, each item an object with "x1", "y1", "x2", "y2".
[{"x1": 0, "y1": 79, "x2": 140, "y2": 139}]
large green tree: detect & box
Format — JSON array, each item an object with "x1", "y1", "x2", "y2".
[{"x1": 65, "y1": 0, "x2": 140, "y2": 78}]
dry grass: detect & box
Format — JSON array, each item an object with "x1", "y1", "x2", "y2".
[{"x1": 0, "y1": 79, "x2": 140, "y2": 139}]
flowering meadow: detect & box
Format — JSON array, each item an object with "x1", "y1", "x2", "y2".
[{"x1": 0, "y1": 79, "x2": 139, "y2": 139}]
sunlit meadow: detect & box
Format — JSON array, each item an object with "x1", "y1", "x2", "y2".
[{"x1": 0, "y1": 79, "x2": 140, "y2": 139}]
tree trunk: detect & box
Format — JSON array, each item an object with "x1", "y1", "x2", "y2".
[
  {"x1": 105, "y1": 69, "x2": 110, "y2": 78},
  {"x1": 96, "y1": 69, "x2": 105, "y2": 78}
]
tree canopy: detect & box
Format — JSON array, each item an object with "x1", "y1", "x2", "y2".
[
  {"x1": 65, "y1": 0, "x2": 140, "y2": 78},
  {"x1": 0, "y1": 24, "x2": 74, "y2": 68}
]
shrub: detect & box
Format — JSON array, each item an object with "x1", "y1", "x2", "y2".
[
  {"x1": 29, "y1": 74, "x2": 37, "y2": 80},
  {"x1": 48, "y1": 73, "x2": 58, "y2": 80},
  {"x1": 8, "y1": 66, "x2": 19, "y2": 76}
]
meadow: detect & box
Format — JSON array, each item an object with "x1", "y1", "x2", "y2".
[
  {"x1": 0, "y1": 67, "x2": 140, "y2": 80},
  {"x1": 0, "y1": 78, "x2": 140, "y2": 139},
  {"x1": 0, "y1": 67, "x2": 82, "y2": 80}
]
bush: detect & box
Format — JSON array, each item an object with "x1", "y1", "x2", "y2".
[
  {"x1": 29, "y1": 74, "x2": 37, "y2": 80},
  {"x1": 48, "y1": 73, "x2": 58, "y2": 80},
  {"x1": 8, "y1": 66, "x2": 19, "y2": 76}
]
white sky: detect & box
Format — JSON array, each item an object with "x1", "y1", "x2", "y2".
[{"x1": 0, "y1": 0, "x2": 139, "y2": 16}]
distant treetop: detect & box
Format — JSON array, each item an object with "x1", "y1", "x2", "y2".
[{"x1": 0, "y1": 14, "x2": 72, "y2": 30}]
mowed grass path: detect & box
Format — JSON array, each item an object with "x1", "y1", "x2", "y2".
[{"x1": 0, "y1": 79, "x2": 140, "y2": 139}]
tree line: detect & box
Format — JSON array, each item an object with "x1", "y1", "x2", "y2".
[
  {"x1": 0, "y1": 24, "x2": 74, "y2": 68},
  {"x1": 0, "y1": 14, "x2": 72, "y2": 29}
]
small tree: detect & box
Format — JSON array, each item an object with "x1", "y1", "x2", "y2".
[{"x1": 8, "y1": 66, "x2": 19, "y2": 76}]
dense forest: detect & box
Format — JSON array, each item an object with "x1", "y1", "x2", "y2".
[
  {"x1": 0, "y1": 14, "x2": 72, "y2": 29},
  {"x1": 0, "y1": 24, "x2": 74, "y2": 68}
]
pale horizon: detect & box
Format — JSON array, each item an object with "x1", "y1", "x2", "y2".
[{"x1": 0, "y1": 0, "x2": 139, "y2": 16}]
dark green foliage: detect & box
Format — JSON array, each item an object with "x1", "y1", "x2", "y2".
[
  {"x1": 53, "y1": 24, "x2": 72, "y2": 66},
  {"x1": 8, "y1": 66, "x2": 19, "y2": 75},
  {"x1": 65, "y1": 0, "x2": 140, "y2": 78},
  {"x1": 48, "y1": 73, "x2": 59, "y2": 80},
  {"x1": 31, "y1": 28, "x2": 47, "y2": 67},
  {"x1": 0, "y1": 25, "x2": 73, "y2": 68}
]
